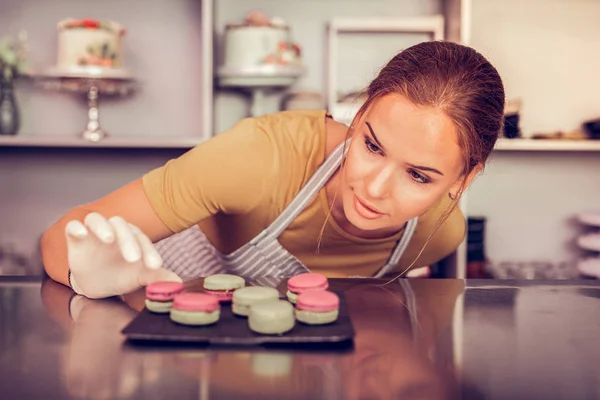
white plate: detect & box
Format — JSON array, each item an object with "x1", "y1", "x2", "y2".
[
  {"x1": 39, "y1": 66, "x2": 134, "y2": 80},
  {"x1": 577, "y1": 233, "x2": 600, "y2": 252},
  {"x1": 577, "y1": 258, "x2": 600, "y2": 278},
  {"x1": 577, "y1": 212, "x2": 600, "y2": 228}
]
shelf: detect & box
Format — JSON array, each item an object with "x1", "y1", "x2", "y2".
[
  {"x1": 494, "y1": 138, "x2": 600, "y2": 151},
  {"x1": 0, "y1": 136, "x2": 202, "y2": 149},
  {"x1": 4, "y1": 136, "x2": 599, "y2": 152}
]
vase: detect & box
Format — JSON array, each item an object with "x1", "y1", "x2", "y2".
[{"x1": 0, "y1": 75, "x2": 20, "y2": 136}]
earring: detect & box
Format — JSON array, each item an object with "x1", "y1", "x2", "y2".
[{"x1": 448, "y1": 192, "x2": 457, "y2": 200}]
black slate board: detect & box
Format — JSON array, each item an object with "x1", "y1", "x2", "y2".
[{"x1": 122, "y1": 292, "x2": 354, "y2": 346}]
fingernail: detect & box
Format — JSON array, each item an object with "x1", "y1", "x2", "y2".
[
  {"x1": 147, "y1": 256, "x2": 162, "y2": 269},
  {"x1": 72, "y1": 225, "x2": 87, "y2": 238},
  {"x1": 101, "y1": 232, "x2": 115, "y2": 243},
  {"x1": 123, "y1": 248, "x2": 141, "y2": 262}
]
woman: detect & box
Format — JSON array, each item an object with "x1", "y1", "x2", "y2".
[{"x1": 41, "y1": 41, "x2": 505, "y2": 299}]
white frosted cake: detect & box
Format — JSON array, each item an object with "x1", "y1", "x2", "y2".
[
  {"x1": 221, "y1": 12, "x2": 302, "y2": 72},
  {"x1": 56, "y1": 18, "x2": 126, "y2": 70}
]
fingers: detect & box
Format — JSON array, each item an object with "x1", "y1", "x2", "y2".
[
  {"x1": 65, "y1": 220, "x2": 88, "y2": 241},
  {"x1": 137, "y1": 268, "x2": 182, "y2": 288},
  {"x1": 84, "y1": 212, "x2": 115, "y2": 244},
  {"x1": 109, "y1": 216, "x2": 142, "y2": 263},
  {"x1": 77, "y1": 213, "x2": 160, "y2": 267},
  {"x1": 129, "y1": 223, "x2": 163, "y2": 270}
]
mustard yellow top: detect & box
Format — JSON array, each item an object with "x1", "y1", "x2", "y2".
[{"x1": 142, "y1": 110, "x2": 466, "y2": 277}]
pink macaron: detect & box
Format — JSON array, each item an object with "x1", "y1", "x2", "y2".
[
  {"x1": 170, "y1": 293, "x2": 221, "y2": 326},
  {"x1": 286, "y1": 273, "x2": 328, "y2": 304},
  {"x1": 172, "y1": 293, "x2": 220, "y2": 312},
  {"x1": 296, "y1": 291, "x2": 339, "y2": 312},
  {"x1": 145, "y1": 281, "x2": 186, "y2": 313},
  {"x1": 146, "y1": 281, "x2": 185, "y2": 302},
  {"x1": 295, "y1": 290, "x2": 340, "y2": 325}
]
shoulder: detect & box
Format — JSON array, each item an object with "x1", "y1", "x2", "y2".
[
  {"x1": 249, "y1": 110, "x2": 332, "y2": 182},
  {"x1": 258, "y1": 109, "x2": 328, "y2": 159}
]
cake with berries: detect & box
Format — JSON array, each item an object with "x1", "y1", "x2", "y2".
[
  {"x1": 55, "y1": 18, "x2": 126, "y2": 72},
  {"x1": 221, "y1": 11, "x2": 302, "y2": 73}
]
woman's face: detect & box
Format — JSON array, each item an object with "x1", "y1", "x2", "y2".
[{"x1": 341, "y1": 94, "x2": 467, "y2": 233}]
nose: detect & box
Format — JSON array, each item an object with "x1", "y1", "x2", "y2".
[{"x1": 365, "y1": 164, "x2": 395, "y2": 199}]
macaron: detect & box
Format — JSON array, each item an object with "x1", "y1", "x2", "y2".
[
  {"x1": 286, "y1": 273, "x2": 328, "y2": 304},
  {"x1": 232, "y1": 286, "x2": 280, "y2": 317},
  {"x1": 145, "y1": 281, "x2": 185, "y2": 313},
  {"x1": 295, "y1": 290, "x2": 340, "y2": 325},
  {"x1": 248, "y1": 299, "x2": 295, "y2": 335},
  {"x1": 169, "y1": 293, "x2": 220, "y2": 326},
  {"x1": 203, "y1": 274, "x2": 246, "y2": 303}
]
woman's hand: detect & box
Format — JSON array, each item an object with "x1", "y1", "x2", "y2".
[{"x1": 66, "y1": 212, "x2": 181, "y2": 299}]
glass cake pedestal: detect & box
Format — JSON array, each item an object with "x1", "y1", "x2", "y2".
[
  {"x1": 36, "y1": 66, "x2": 137, "y2": 142},
  {"x1": 217, "y1": 64, "x2": 304, "y2": 117}
]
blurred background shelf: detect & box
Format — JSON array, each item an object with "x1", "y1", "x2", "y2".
[
  {"x1": 494, "y1": 138, "x2": 600, "y2": 151},
  {"x1": 4, "y1": 136, "x2": 599, "y2": 152},
  {"x1": 0, "y1": 136, "x2": 201, "y2": 149}
]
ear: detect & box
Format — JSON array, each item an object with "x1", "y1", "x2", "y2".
[{"x1": 449, "y1": 163, "x2": 483, "y2": 198}]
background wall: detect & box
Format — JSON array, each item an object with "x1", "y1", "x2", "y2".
[
  {"x1": 0, "y1": 148, "x2": 186, "y2": 273},
  {"x1": 467, "y1": 0, "x2": 600, "y2": 264},
  {"x1": 469, "y1": 0, "x2": 600, "y2": 135},
  {"x1": 1, "y1": 0, "x2": 207, "y2": 140},
  {"x1": 213, "y1": 0, "x2": 441, "y2": 133}
]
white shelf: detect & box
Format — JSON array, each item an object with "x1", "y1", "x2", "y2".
[
  {"x1": 494, "y1": 138, "x2": 600, "y2": 152},
  {"x1": 5, "y1": 137, "x2": 598, "y2": 152},
  {"x1": 329, "y1": 15, "x2": 445, "y2": 34},
  {"x1": 0, "y1": 136, "x2": 202, "y2": 149}
]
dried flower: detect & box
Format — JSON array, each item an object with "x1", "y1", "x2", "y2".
[{"x1": 0, "y1": 30, "x2": 30, "y2": 82}]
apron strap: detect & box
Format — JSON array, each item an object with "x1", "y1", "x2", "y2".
[
  {"x1": 373, "y1": 216, "x2": 419, "y2": 278},
  {"x1": 251, "y1": 139, "x2": 349, "y2": 245}
]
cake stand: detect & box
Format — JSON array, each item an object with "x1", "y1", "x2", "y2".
[
  {"x1": 36, "y1": 66, "x2": 137, "y2": 141},
  {"x1": 217, "y1": 64, "x2": 304, "y2": 117}
]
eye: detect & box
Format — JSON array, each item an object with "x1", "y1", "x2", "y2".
[
  {"x1": 408, "y1": 169, "x2": 431, "y2": 185},
  {"x1": 364, "y1": 136, "x2": 382, "y2": 155}
]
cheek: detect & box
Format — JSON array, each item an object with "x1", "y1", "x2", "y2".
[
  {"x1": 388, "y1": 185, "x2": 446, "y2": 218},
  {"x1": 344, "y1": 144, "x2": 373, "y2": 185}
]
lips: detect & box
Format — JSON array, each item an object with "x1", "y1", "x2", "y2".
[{"x1": 353, "y1": 195, "x2": 384, "y2": 220}]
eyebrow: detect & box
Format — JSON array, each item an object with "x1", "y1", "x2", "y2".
[
  {"x1": 365, "y1": 121, "x2": 445, "y2": 177},
  {"x1": 407, "y1": 163, "x2": 444, "y2": 176},
  {"x1": 365, "y1": 122, "x2": 384, "y2": 149}
]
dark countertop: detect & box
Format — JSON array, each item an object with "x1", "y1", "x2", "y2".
[{"x1": 1, "y1": 277, "x2": 599, "y2": 400}]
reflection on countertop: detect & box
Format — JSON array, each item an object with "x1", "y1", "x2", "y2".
[{"x1": 1, "y1": 277, "x2": 599, "y2": 399}]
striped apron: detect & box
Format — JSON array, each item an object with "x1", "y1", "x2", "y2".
[{"x1": 155, "y1": 140, "x2": 419, "y2": 287}]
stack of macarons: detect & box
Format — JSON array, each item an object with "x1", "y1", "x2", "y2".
[
  {"x1": 231, "y1": 286, "x2": 280, "y2": 316},
  {"x1": 231, "y1": 286, "x2": 295, "y2": 335},
  {"x1": 145, "y1": 273, "x2": 248, "y2": 326},
  {"x1": 144, "y1": 272, "x2": 340, "y2": 333},
  {"x1": 286, "y1": 272, "x2": 329, "y2": 304},
  {"x1": 145, "y1": 281, "x2": 186, "y2": 314},
  {"x1": 286, "y1": 273, "x2": 340, "y2": 325},
  {"x1": 239, "y1": 273, "x2": 340, "y2": 335}
]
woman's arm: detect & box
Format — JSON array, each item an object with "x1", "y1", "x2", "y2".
[
  {"x1": 41, "y1": 178, "x2": 172, "y2": 287},
  {"x1": 41, "y1": 115, "x2": 280, "y2": 290}
]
